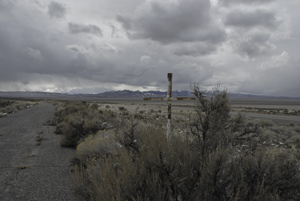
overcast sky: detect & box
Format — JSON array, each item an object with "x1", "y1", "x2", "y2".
[{"x1": 0, "y1": 0, "x2": 299, "y2": 97}]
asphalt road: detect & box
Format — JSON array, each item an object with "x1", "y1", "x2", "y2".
[
  {"x1": 173, "y1": 106, "x2": 300, "y2": 124},
  {"x1": 0, "y1": 102, "x2": 80, "y2": 201},
  {"x1": 231, "y1": 112, "x2": 300, "y2": 124}
]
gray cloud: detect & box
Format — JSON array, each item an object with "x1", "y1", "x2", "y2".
[
  {"x1": 0, "y1": 0, "x2": 299, "y2": 97},
  {"x1": 65, "y1": 44, "x2": 88, "y2": 54},
  {"x1": 236, "y1": 58, "x2": 300, "y2": 97},
  {"x1": 219, "y1": 0, "x2": 275, "y2": 6},
  {"x1": 258, "y1": 51, "x2": 289, "y2": 70},
  {"x1": 224, "y1": 9, "x2": 278, "y2": 29},
  {"x1": 68, "y1": 22, "x2": 103, "y2": 37},
  {"x1": 25, "y1": 47, "x2": 43, "y2": 61},
  {"x1": 231, "y1": 32, "x2": 276, "y2": 58},
  {"x1": 117, "y1": 0, "x2": 226, "y2": 45},
  {"x1": 0, "y1": 0, "x2": 14, "y2": 12},
  {"x1": 48, "y1": 1, "x2": 66, "y2": 19},
  {"x1": 173, "y1": 42, "x2": 217, "y2": 57}
]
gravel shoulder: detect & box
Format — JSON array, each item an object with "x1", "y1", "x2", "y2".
[{"x1": 0, "y1": 102, "x2": 80, "y2": 201}]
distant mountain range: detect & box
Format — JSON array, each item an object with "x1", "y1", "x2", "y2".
[
  {"x1": 0, "y1": 90, "x2": 299, "y2": 99},
  {"x1": 0, "y1": 90, "x2": 192, "y2": 99},
  {"x1": 91, "y1": 90, "x2": 193, "y2": 98}
]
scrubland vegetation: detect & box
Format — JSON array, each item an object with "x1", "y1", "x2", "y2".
[
  {"x1": 52, "y1": 87, "x2": 300, "y2": 201},
  {"x1": 0, "y1": 98, "x2": 39, "y2": 117}
]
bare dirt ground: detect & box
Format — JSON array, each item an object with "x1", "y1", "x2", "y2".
[{"x1": 0, "y1": 102, "x2": 80, "y2": 201}]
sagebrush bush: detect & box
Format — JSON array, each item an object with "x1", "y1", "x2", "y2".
[
  {"x1": 71, "y1": 123, "x2": 300, "y2": 201},
  {"x1": 55, "y1": 102, "x2": 117, "y2": 148},
  {"x1": 199, "y1": 146, "x2": 300, "y2": 200},
  {"x1": 60, "y1": 117, "x2": 85, "y2": 147},
  {"x1": 190, "y1": 85, "x2": 259, "y2": 154},
  {"x1": 72, "y1": 126, "x2": 202, "y2": 201},
  {"x1": 72, "y1": 130, "x2": 118, "y2": 167},
  {"x1": 259, "y1": 119, "x2": 275, "y2": 128}
]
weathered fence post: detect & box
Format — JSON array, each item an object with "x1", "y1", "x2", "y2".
[
  {"x1": 143, "y1": 73, "x2": 194, "y2": 139},
  {"x1": 167, "y1": 73, "x2": 172, "y2": 140}
]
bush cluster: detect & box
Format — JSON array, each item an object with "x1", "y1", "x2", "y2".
[
  {"x1": 0, "y1": 98, "x2": 38, "y2": 115},
  {"x1": 67, "y1": 86, "x2": 300, "y2": 201},
  {"x1": 0, "y1": 99, "x2": 14, "y2": 108},
  {"x1": 71, "y1": 124, "x2": 300, "y2": 201},
  {"x1": 54, "y1": 102, "x2": 117, "y2": 148}
]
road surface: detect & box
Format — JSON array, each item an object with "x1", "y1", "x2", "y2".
[
  {"x1": 173, "y1": 106, "x2": 300, "y2": 124},
  {"x1": 0, "y1": 102, "x2": 80, "y2": 201},
  {"x1": 231, "y1": 112, "x2": 300, "y2": 124}
]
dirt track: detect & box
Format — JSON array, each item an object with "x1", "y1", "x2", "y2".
[{"x1": 0, "y1": 102, "x2": 80, "y2": 201}]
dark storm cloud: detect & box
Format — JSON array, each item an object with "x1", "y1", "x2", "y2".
[
  {"x1": 117, "y1": 0, "x2": 226, "y2": 45},
  {"x1": 68, "y1": 22, "x2": 103, "y2": 37},
  {"x1": 224, "y1": 9, "x2": 278, "y2": 29},
  {"x1": 48, "y1": 1, "x2": 66, "y2": 19},
  {"x1": 219, "y1": 0, "x2": 275, "y2": 6},
  {"x1": 0, "y1": 0, "x2": 299, "y2": 97}
]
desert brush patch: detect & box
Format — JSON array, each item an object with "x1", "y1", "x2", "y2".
[{"x1": 52, "y1": 87, "x2": 300, "y2": 201}]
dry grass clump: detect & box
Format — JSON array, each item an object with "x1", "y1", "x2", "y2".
[{"x1": 35, "y1": 133, "x2": 45, "y2": 146}]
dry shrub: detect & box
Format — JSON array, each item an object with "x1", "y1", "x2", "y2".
[
  {"x1": 71, "y1": 123, "x2": 300, "y2": 201},
  {"x1": 0, "y1": 99, "x2": 14, "y2": 108},
  {"x1": 118, "y1": 106, "x2": 126, "y2": 111},
  {"x1": 199, "y1": 146, "x2": 300, "y2": 201},
  {"x1": 259, "y1": 119, "x2": 275, "y2": 128},
  {"x1": 55, "y1": 102, "x2": 117, "y2": 148},
  {"x1": 260, "y1": 129, "x2": 276, "y2": 144},
  {"x1": 190, "y1": 85, "x2": 259, "y2": 153},
  {"x1": 60, "y1": 117, "x2": 85, "y2": 147},
  {"x1": 286, "y1": 131, "x2": 300, "y2": 149},
  {"x1": 0, "y1": 99, "x2": 38, "y2": 114},
  {"x1": 73, "y1": 130, "x2": 118, "y2": 166},
  {"x1": 71, "y1": 126, "x2": 201, "y2": 201},
  {"x1": 53, "y1": 103, "x2": 86, "y2": 125}
]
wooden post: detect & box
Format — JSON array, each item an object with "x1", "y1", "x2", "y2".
[{"x1": 167, "y1": 73, "x2": 172, "y2": 140}]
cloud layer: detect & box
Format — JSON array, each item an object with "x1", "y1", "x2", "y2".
[{"x1": 0, "y1": 0, "x2": 299, "y2": 97}]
